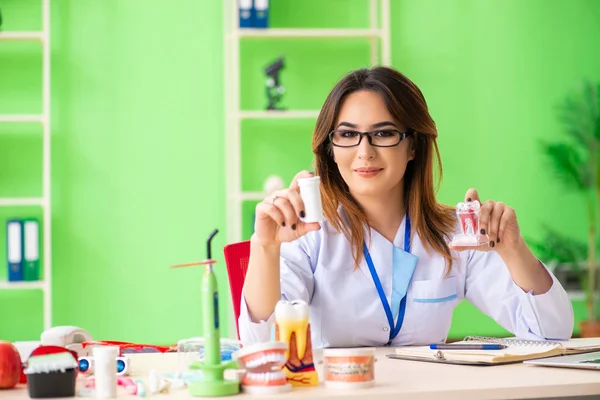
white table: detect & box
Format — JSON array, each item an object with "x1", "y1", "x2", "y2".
[{"x1": 8, "y1": 347, "x2": 600, "y2": 399}]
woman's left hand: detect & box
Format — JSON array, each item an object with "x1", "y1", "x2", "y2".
[
  {"x1": 451, "y1": 188, "x2": 554, "y2": 295},
  {"x1": 450, "y1": 188, "x2": 522, "y2": 252}
]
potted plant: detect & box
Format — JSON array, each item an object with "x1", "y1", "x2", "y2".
[{"x1": 534, "y1": 81, "x2": 600, "y2": 337}]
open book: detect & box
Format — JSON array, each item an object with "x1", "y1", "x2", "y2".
[{"x1": 390, "y1": 336, "x2": 600, "y2": 365}]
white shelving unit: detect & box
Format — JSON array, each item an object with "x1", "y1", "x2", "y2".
[
  {"x1": 0, "y1": 31, "x2": 45, "y2": 41},
  {"x1": 223, "y1": 0, "x2": 391, "y2": 245},
  {"x1": 0, "y1": 198, "x2": 45, "y2": 207},
  {"x1": 0, "y1": 0, "x2": 52, "y2": 331},
  {"x1": 239, "y1": 110, "x2": 320, "y2": 119},
  {"x1": 0, "y1": 114, "x2": 45, "y2": 123},
  {"x1": 233, "y1": 28, "x2": 383, "y2": 38}
]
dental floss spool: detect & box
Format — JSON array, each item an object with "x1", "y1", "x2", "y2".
[
  {"x1": 323, "y1": 347, "x2": 376, "y2": 389},
  {"x1": 93, "y1": 346, "x2": 119, "y2": 398},
  {"x1": 297, "y1": 176, "x2": 324, "y2": 223},
  {"x1": 135, "y1": 380, "x2": 146, "y2": 397}
]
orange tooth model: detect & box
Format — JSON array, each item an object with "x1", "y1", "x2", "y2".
[{"x1": 274, "y1": 300, "x2": 319, "y2": 387}]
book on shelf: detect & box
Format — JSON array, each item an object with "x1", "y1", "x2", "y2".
[
  {"x1": 23, "y1": 218, "x2": 40, "y2": 281},
  {"x1": 238, "y1": 0, "x2": 269, "y2": 29},
  {"x1": 5, "y1": 218, "x2": 40, "y2": 282},
  {"x1": 7, "y1": 219, "x2": 23, "y2": 281}
]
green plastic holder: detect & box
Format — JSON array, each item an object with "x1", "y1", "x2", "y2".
[{"x1": 188, "y1": 360, "x2": 240, "y2": 397}]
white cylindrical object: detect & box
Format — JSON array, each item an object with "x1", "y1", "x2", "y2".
[
  {"x1": 93, "y1": 346, "x2": 118, "y2": 398},
  {"x1": 297, "y1": 176, "x2": 323, "y2": 223}
]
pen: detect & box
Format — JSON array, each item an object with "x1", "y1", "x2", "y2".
[{"x1": 429, "y1": 344, "x2": 507, "y2": 350}]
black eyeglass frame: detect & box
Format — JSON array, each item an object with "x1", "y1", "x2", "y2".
[{"x1": 328, "y1": 128, "x2": 414, "y2": 148}]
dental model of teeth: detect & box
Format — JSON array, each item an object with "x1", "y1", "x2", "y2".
[
  {"x1": 323, "y1": 348, "x2": 376, "y2": 389},
  {"x1": 275, "y1": 299, "x2": 319, "y2": 387},
  {"x1": 232, "y1": 342, "x2": 291, "y2": 395},
  {"x1": 451, "y1": 200, "x2": 489, "y2": 247}
]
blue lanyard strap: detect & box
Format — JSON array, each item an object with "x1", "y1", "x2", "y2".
[{"x1": 364, "y1": 215, "x2": 411, "y2": 346}]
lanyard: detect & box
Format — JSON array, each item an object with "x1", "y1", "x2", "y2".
[{"x1": 363, "y1": 215, "x2": 411, "y2": 346}]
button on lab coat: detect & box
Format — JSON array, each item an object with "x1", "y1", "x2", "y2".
[{"x1": 238, "y1": 214, "x2": 574, "y2": 348}]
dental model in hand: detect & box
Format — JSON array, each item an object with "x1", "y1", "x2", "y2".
[
  {"x1": 275, "y1": 300, "x2": 319, "y2": 387},
  {"x1": 232, "y1": 342, "x2": 291, "y2": 395},
  {"x1": 451, "y1": 200, "x2": 489, "y2": 247}
]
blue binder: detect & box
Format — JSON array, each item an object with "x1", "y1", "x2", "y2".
[
  {"x1": 239, "y1": 0, "x2": 253, "y2": 28},
  {"x1": 253, "y1": 0, "x2": 269, "y2": 28},
  {"x1": 7, "y1": 219, "x2": 24, "y2": 281}
]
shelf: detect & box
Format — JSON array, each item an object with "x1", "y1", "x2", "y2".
[
  {"x1": 0, "y1": 31, "x2": 45, "y2": 42},
  {"x1": 239, "y1": 110, "x2": 320, "y2": 119},
  {"x1": 0, "y1": 197, "x2": 45, "y2": 207},
  {"x1": 0, "y1": 280, "x2": 45, "y2": 290},
  {"x1": 232, "y1": 28, "x2": 382, "y2": 38},
  {"x1": 0, "y1": 114, "x2": 45, "y2": 124}
]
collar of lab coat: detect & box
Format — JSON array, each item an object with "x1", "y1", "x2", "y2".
[{"x1": 336, "y1": 206, "x2": 409, "y2": 251}]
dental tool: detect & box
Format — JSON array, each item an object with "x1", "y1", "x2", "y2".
[{"x1": 170, "y1": 229, "x2": 240, "y2": 397}]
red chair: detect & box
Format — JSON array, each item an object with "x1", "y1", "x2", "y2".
[{"x1": 223, "y1": 240, "x2": 251, "y2": 339}]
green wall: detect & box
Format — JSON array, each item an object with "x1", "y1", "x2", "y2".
[
  {"x1": 391, "y1": 0, "x2": 600, "y2": 337},
  {"x1": 1, "y1": 0, "x2": 599, "y2": 344}
]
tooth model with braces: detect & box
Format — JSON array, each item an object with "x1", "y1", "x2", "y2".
[
  {"x1": 275, "y1": 299, "x2": 319, "y2": 387},
  {"x1": 323, "y1": 348, "x2": 376, "y2": 389},
  {"x1": 232, "y1": 342, "x2": 291, "y2": 395},
  {"x1": 451, "y1": 200, "x2": 489, "y2": 247}
]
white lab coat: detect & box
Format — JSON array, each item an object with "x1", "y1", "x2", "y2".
[{"x1": 238, "y1": 213, "x2": 574, "y2": 348}]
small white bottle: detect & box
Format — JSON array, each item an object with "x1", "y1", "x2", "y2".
[
  {"x1": 93, "y1": 346, "x2": 118, "y2": 398},
  {"x1": 297, "y1": 176, "x2": 324, "y2": 223}
]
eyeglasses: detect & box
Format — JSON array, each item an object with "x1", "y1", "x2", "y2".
[{"x1": 328, "y1": 129, "x2": 413, "y2": 148}]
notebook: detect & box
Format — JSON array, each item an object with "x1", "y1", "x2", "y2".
[{"x1": 388, "y1": 336, "x2": 600, "y2": 366}]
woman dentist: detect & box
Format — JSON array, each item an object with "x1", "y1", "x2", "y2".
[{"x1": 238, "y1": 66, "x2": 574, "y2": 348}]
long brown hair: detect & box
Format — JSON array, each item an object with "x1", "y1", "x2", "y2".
[{"x1": 313, "y1": 66, "x2": 457, "y2": 273}]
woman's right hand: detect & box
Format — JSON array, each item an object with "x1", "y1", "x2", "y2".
[{"x1": 253, "y1": 170, "x2": 322, "y2": 247}]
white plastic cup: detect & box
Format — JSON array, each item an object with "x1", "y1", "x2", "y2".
[
  {"x1": 297, "y1": 176, "x2": 323, "y2": 223},
  {"x1": 93, "y1": 346, "x2": 118, "y2": 398}
]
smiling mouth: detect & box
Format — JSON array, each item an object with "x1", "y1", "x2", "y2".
[{"x1": 355, "y1": 168, "x2": 382, "y2": 172}]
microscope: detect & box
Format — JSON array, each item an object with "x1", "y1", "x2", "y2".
[{"x1": 264, "y1": 57, "x2": 285, "y2": 110}]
